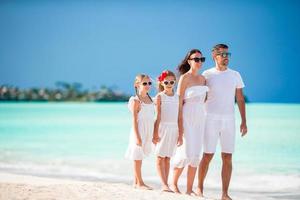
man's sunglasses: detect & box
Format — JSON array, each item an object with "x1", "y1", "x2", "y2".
[
  {"x1": 142, "y1": 82, "x2": 152, "y2": 86},
  {"x1": 189, "y1": 57, "x2": 205, "y2": 63},
  {"x1": 163, "y1": 80, "x2": 175, "y2": 85},
  {"x1": 216, "y1": 52, "x2": 231, "y2": 58}
]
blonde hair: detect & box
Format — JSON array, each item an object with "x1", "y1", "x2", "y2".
[
  {"x1": 134, "y1": 74, "x2": 153, "y2": 102},
  {"x1": 157, "y1": 70, "x2": 176, "y2": 92}
]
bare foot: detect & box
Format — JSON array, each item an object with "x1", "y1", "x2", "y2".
[
  {"x1": 186, "y1": 190, "x2": 197, "y2": 196},
  {"x1": 161, "y1": 185, "x2": 173, "y2": 193},
  {"x1": 221, "y1": 194, "x2": 232, "y2": 200},
  {"x1": 171, "y1": 184, "x2": 181, "y2": 194},
  {"x1": 195, "y1": 187, "x2": 204, "y2": 197},
  {"x1": 135, "y1": 184, "x2": 153, "y2": 190}
]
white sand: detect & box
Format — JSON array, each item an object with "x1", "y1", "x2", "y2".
[
  {"x1": 0, "y1": 172, "x2": 215, "y2": 200},
  {"x1": 0, "y1": 172, "x2": 281, "y2": 200}
]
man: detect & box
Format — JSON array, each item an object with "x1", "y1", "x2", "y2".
[{"x1": 197, "y1": 44, "x2": 248, "y2": 200}]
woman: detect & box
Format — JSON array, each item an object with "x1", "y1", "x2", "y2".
[{"x1": 172, "y1": 49, "x2": 208, "y2": 195}]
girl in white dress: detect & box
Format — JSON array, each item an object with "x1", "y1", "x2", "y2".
[
  {"x1": 171, "y1": 49, "x2": 208, "y2": 195},
  {"x1": 125, "y1": 74, "x2": 155, "y2": 190},
  {"x1": 152, "y1": 70, "x2": 182, "y2": 192}
]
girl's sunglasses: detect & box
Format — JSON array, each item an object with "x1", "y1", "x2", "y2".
[
  {"x1": 189, "y1": 57, "x2": 206, "y2": 63},
  {"x1": 163, "y1": 80, "x2": 175, "y2": 85},
  {"x1": 142, "y1": 82, "x2": 152, "y2": 86}
]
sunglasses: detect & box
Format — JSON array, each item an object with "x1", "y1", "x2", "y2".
[
  {"x1": 142, "y1": 82, "x2": 152, "y2": 86},
  {"x1": 189, "y1": 57, "x2": 205, "y2": 63},
  {"x1": 163, "y1": 80, "x2": 175, "y2": 85},
  {"x1": 216, "y1": 52, "x2": 231, "y2": 58}
]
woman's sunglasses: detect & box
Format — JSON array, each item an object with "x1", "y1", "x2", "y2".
[
  {"x1": 189, "y1": 57, "x2": 206, "y2": 63},
  {"x1": 142, "y1": 82, "x2": 152, "y2": 86},
  {"x1": 163, "y1": 80, "x2": 175, "y2": 85}
]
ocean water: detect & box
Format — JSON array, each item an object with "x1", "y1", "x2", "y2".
[{"x1": 0, "y1": 102, "x2": 299, "y2": 199}]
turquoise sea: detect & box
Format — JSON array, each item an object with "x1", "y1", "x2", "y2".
[{"x1": 0, "y1": 103, "x2": 299, "y2": 199}]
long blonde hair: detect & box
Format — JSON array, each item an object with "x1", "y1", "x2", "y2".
[
  {"x1": 134, "y1": 74, "x2": 153, "y2": 102},
  {"x1": 157, "y1": 70, "x2": 176, "y2": 92}
]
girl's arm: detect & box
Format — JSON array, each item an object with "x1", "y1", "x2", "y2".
[
  {"x1": 152, "y1": 94, "x2": 161, "y2": 144},
  {"x1": 177, "y1": 76, "x2": 185, "y2": 146},
  {"x1": 131, "y1": 99, "x2": 142, "y2": 146}
]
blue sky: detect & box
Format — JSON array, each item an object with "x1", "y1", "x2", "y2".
[{"x1": 0, "y1": 0, "x2": 299, "y2": 102}]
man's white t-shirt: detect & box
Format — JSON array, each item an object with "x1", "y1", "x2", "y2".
[{"x1": 202, "y1": 67, "x2": 245, "y2": 120}]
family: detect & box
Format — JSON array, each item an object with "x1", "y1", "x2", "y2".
[{"x1": 125, "y1": 44, "x2": 248, "y2": 200}]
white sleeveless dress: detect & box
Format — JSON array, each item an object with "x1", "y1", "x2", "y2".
[
  {"x1": 125, "y1": 96, "x2": 155, "y2": 160},
  {"x1": 172, "y1": 85, "x2": 209, "y2": 168},
  {"x1": 154, "y1": 92, "x2": 179, "y2": 157}
]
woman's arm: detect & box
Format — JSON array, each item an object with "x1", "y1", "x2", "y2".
[
  {"x1": 203, "y1": 77, "x2": 208, "y2": 102},
  {"x1": 177, "y1": 76, "x2": 185, "y2": 146}
]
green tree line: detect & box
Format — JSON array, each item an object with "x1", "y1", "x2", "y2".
[{"x1": 0, "y1": 82, "x2": 130, "y2": 102}]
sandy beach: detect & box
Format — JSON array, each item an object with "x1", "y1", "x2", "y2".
[
  {"x1": 0, "y1": 172, "x2": 213, "y2": 200},
  {"x1": 1, "y1": 171, "x2": 292, "y2": 200}
]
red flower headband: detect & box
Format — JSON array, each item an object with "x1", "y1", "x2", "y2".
[{"x1": 158, "y1": 70, "x2": 168, "y2": 82}]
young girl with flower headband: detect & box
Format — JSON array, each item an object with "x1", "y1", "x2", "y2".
[
  {"x1": 125, "y1": 74, "x2": 155, "y2": 190},
  {"x1": 152, "y1": 70, "x2": 183, "y2": 192}
]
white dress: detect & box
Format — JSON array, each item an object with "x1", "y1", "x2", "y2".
[
  {"x1": 125, "y1": 96, "x2": 155, "y2": 160},
  {"x1": 154, "y1": 92, "x2": 179, "y2": 157},
  {"x1": 172, "y1": 85, "x2": 209, "y2": 168}
]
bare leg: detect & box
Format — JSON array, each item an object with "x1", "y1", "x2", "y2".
[
  {"x1": 134, "y1": 160, "x2": 152, "y2": 190},
  {"x1": 221, "y1": 153, "x2": 232, "y2": 200},
  {"x1": 172, "y1": 167, "x2": 184, "y2": 193},
  {"x1": 186, "y1": 165, "x2": 197, "y2": 195},
  {"x1": 164, "y1": 157, "x2": 170, "y2": 183},
  {"x1": 197, "y1": 153, "x2": 214, "y2": 196},
  {"x1": 156, "y1": 156, "x2": 170, "y2": 191},
  {"x1": 162, "y1": 157, "x2": 172, "y2": 192},
  {"x1": 133, "y1": 176, "x2": 137, "y2": 187}
]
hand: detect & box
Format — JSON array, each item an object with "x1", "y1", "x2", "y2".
[
  {"x1": 152, "y1": 136, "x2": 160, "y2": 145},
  {"x1": 152, "y1": 132, "x2": 160, "y2": 145},
  {"x1": 177, "y1": 136, "x2": 183, "y2": 146},
  {"x1": 136, "y1": 137, "x2": 142, "y2": 146},
  {"x1": 240, "y1": 122, "x2": 248, "y2": 137}
]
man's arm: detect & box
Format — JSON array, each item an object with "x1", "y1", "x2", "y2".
[{"x1": 236, "y1": 88, "x2": 247, "y2": 136}]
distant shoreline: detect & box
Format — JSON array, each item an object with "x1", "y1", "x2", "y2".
[{"x1": 0, "y1": 83, "x2": 130, "y2": 102}]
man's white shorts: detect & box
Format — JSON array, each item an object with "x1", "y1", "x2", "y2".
[{"x1": 203, "y1": 118, "x2": 236, "y2": 154}]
